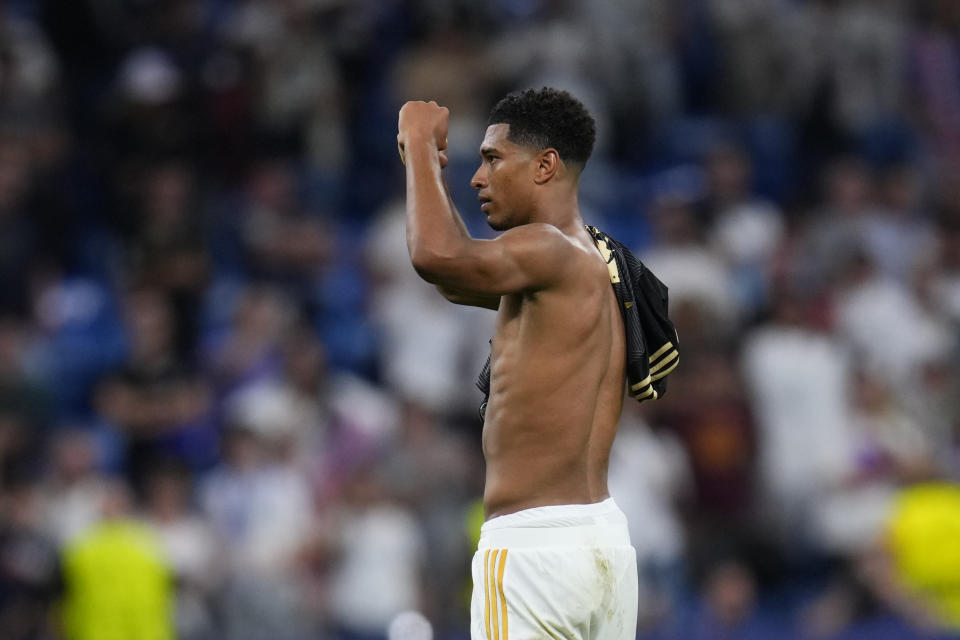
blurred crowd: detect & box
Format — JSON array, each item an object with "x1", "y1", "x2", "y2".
[{"x1": 0, "y1": 0, "x2": 959, "y2": 639}]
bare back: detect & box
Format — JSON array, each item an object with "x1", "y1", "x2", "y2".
[{"x1": 481, "y1": 225, "x2": 626, "y2": 518}]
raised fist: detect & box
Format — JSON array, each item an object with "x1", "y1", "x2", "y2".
[{"x1": 397, "y1": 101, "x2": 449, "y2": 167}]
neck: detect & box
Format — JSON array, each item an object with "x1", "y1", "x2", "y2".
[{"x1": 528, "y1": 185, "x2": 583, "y2": 233}]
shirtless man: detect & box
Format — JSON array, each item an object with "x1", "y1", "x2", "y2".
[{"x1": 398, "y1": 88, "x2": 638, "y2": 639}]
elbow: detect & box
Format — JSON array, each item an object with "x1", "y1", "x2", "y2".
[
  {"x1": 409, "y1": 247, "x2": 454, "y2": 283},
  {"x1": 409, "y1": 246, "x2": 431, "y2": 272},
  {"x1": 409, "y1": 249, "x2": 438, "y2": 282}
]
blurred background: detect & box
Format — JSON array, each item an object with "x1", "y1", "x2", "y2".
[{"x1": 0, "y1": 0, "x2": 959, "y2": 639}]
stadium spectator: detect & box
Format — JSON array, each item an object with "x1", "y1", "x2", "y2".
[
  {"x1": 0, "y1": 135, "x2": 43, "y2": 316},
  {"x1": 608, "y1": 399, "x2": 692, "y2": 632},
  {"x1": 380, "y1": 402, "x2": 476, "y2": 631},
  {"x1": 702, "y1": 142, "x2": 785, "y2": 316},
  {"x1": 199, "y1": 418, "x2": 316, "y2": 640},
  {"x1": 237, "y1": 159, "x2": 333, "y2": 295},
  {"x1": 141, "y1": 463, "x2": 220, "y2": 640},
  {"x1": 40, "y1": 429, "x2": 110, "y2": 546},
  {"x1": 59, "y1": 479, "x2": 175, "y2": 640},
  {"x1": 326, "y1": 460, "x2": 426, "y2": 640},
  {"x1": 675, "y1": 556, "x2": 782, "y2": 640},
  {"x1": 0, "y1": 317, "x2": 50, "y2": 484},
  {"x1": 0, "y1": 480, "x2": 59, "y2": 640},
  {"x1": 200, "y1": 284, "x2": 293, "y2": 395},
  {"x1": 641, "y1": 193, "x2": 740, "y2": 332},
  {"x1": 741, "y1": 287, "x2": 855, "y2": 553},
  {"x1": 94, "y1": 287, "x2": 215, "y2": 493},
  {"x1": 886, "y1": 482, "x2": 960, "y2": 633},
  {"x1": 124, "y1": 160, "x2": 211, "y2": 358}
]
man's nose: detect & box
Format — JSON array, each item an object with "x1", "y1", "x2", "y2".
[{"x1": 471, "y1": 166, "x2": 485, "y2": 190}]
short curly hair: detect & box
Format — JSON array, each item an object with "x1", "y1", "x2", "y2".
[{"x1": 488, "y1": 87, "x2": 596, "y2": 168}]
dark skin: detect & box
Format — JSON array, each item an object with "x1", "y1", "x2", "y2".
[{"x1": 398, "y1": 101, "x2": 626, "y2": 519}]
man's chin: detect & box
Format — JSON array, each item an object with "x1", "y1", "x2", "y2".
[{"x1": 486, "y1": 216, "x2": 511, "y2": 231}]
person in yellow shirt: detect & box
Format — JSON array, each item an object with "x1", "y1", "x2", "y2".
[
  {"x1": 59, "y1": 479, "x2": 174, "y2": 640},
  {"x1": 887, "y1": 482, "x2": 960, "y2": 631}
]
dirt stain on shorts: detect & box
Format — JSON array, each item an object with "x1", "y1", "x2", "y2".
[{"x1": 592, "y1": 549, "x2": 619, "y2": 622}]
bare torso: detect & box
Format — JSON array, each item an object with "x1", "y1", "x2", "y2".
[{"x1": 481, "y1": 225, "x2": 626, "y2": 518}]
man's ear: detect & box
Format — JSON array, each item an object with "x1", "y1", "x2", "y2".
[{"x1": 533, "y1": 148, "x2": 560, "y2": 184}]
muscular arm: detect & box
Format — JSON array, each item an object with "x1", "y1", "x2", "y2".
[
  {"x1": 402, "y1": 138, "x2": 500, "y2": 309},
  {"x1": 399, "y1": 103, "x2": 572, "y2": 298},
  {"x1": 401, "y1": 135, "x2": 470, "y2": 272}
]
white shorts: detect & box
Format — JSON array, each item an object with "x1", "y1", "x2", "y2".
[{"x1": 470, "y1": 498, "x2": 638, "y2": 640}]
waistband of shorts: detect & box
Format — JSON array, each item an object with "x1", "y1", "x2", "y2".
[{"x1": 478, "y1": 498, "x2": 631, "y2": 549}]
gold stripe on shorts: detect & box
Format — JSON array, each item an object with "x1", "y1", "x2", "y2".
[
  {"x1": 483, "y1": 549, "x2": 492, "y2": 640},
  {"x1": 497, "y1": 549, "x2": 509, "y2": 640},
  {"x1": 488, "y1": 550, "x2": 500, "y2": 640}
]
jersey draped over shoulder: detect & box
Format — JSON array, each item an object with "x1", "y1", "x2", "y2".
[
  {"x1": 584, "y1": 225, "x2": 679, "y2": 401},
  {"x1": 476, "y1": 226, "x2": 679, "y2": 418}
]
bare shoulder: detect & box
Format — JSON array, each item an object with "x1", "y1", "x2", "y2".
[
  {"x1": 498, "y1": 222, "x2": 574, "y2": 248},
  {"x1": 416, "y1": 222, "x2": 595, "y2": 298},
  {"x1": 497, "y1": 223, "x2": 595, "y2": 267},
  {"x1": 500, "y1": 223, "x2": 592, "y2": 281},
  {"x1": 500, "y1": 223, "x2": 606, "y2": 295}
]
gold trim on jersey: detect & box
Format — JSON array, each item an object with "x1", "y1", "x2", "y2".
[
  {"x1": 652, "y1": 358, "x2": 679, "y2": 381},
  {"x1": 648, "y1": 342, "x2": 674, "y2": 363},
  {"x1": 649, "y1": 349, "x2": 679, "y2": 374},
  {"x1": 630, "y1": 375, "x2": 652, "y2": 392}
]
